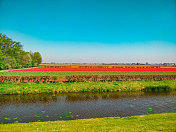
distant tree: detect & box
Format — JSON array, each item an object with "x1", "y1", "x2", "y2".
[
  {"x1": 31, "y1": 52, "x2": 42, "y2": 66},
  {"x1": 23, "y1": 52, "x2": 32, "y2": 68}
]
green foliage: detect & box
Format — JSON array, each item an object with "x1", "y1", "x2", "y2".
[
  {"x1": 30, "y1": 52, "x2": 42, "y2": 66},
  {"x1": 0, "y1": 33, "x2": 42, "y2": 70},
  {"x1": 32, "y1": 62, "x2": 38, "y2": 67},
  {"x1": 3, "y1": 63, "x2": 11, "y2": 70},
  {"x1": 0, "y1": 62, "x2": 4, "y2": 70},
  {"x1": 23, "y1": 52, "x2": 32, "y2": 68},
  {"x1": 15, "y1": 63, "x2": 21, "y2": 69},
  {"x1": 143, "y1": 86, "x2": 172, "y2": 92}
]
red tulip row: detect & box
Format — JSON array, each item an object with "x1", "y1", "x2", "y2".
[{"x1": 10, "y1": 67, "x2": 176, "y2": 71}]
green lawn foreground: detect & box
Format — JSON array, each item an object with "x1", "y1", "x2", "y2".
[{"x1": 0, "y1": 113, "x2": 175, "y2": 132}]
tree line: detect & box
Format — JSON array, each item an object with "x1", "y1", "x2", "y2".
[{"x1": 0, "y1": 33, "x2": 42, "y2": 70}]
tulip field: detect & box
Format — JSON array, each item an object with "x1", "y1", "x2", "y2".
[
  {"x1": 0, "y1": 65, "x2": 176, "y2": 83},
  {"x1": 8, "y1": 65, "x2": 176, "y2": 71},
  {"x1": 0, "y1": 65, "x2": 175, "y2": 76},
  {"x1": 0, "y1": 65, "x2": 176, "y2": 94}
]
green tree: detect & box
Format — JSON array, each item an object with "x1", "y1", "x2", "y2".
[
  {"x1": 0, "y1": 33, "x2": 42, "y2": 70},
  {"x1": 31, "y1": 52, "x2": 42, "y2": 66},
  {"x1": 23, "y1": 52, "x2": 32, "y2": 68},
  {"x1": 0, "y1": 33, "x2": 23, "y2": 69}
]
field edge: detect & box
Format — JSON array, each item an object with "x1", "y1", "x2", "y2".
[{"x1": 0, "y1": 80, "x2": 176, "y2": 95}]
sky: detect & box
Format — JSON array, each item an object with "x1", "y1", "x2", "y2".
[{"x1": 0, "y1": 0, "x2": 176, "y2": 63}]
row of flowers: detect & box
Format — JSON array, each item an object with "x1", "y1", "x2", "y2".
[{"x1": 10, "y1": 67, "x2": 176, "y2": 71}]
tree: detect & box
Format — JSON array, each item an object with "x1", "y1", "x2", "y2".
[
  {"x1": 31, "y1": 52, "x2": 42, "y2": 66},
  {"x1": 0, "y1": 33, "x2": 23, "y2": 69},
  {"x1": 0, "y1": 33, "x2": 42, "y2": 70},
  {"x1": 23, "y1": 52, "x2": 32, "y2": 68}
]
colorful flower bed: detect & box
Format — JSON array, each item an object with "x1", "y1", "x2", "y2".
[{"x1": 9, "y1": 67, "x2": 176, "y2": 71}]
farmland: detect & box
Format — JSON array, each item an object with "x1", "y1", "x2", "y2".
[
  {"x1": 9, "y1": 65, "x2": 176, "y2": 71},
  {"x1": 1, "y1": 64, "x2": 176, "y2": 76},
  {"x1": 0, "y1": 65, "x2": 176, "y2": 94}
]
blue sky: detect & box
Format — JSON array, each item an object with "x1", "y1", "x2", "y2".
[{"x1": 0, "y1": 0, "x2": 176, "y2": 63}]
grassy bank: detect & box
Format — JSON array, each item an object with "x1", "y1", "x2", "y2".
[
  {"x1": 0, "y1": 80, "x2": 176, "y2": 95},
  {"x1": 0, "y1": 113, "x2": 175, "y2": 131},
  {"x1": 1, "y1": 71, "x2": 176, "y2": 76}
]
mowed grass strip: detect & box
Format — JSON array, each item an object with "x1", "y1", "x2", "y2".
[
  {"x1": 0, "y1": 113, "x2": 175, "y2": 131},
  {"x1": 0, "y1": 80, "x2": 176, "y2": 95},
  {"x1": 0, "y1": 71, "x2": 176, "y2": 76}
]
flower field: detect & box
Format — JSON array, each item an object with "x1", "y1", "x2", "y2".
[
  {"x1": 1, "y1": 65, "x2": 175, "y2": 83},
  {"x1": 9, "y1": 65, "x2": 176, "y2": 71}
]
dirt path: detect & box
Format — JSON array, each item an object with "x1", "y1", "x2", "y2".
[{"x1": 0, "y1": 70, "x2": 9, "y2": 72}]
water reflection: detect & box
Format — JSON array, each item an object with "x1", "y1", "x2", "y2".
[{"x1": 0, "y1": 91, "x2": 174, "y2": 104}]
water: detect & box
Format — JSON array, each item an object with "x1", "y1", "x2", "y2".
[{"x1": 0, "y1": 91, "x2": 176, "y2": 124}]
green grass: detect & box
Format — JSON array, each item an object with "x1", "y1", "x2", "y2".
[
  {"x1": 0, "y1": 80, "x2": 176, "y2": 95},
  {"x1": 0, "y1": 113, "x2": 175, "y2": 131},
  {"x1": 1, "y1": 71, "x2": 176, "y2": 76}
]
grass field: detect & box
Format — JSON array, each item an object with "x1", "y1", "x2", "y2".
[
  {"x1": 0, "y1": 80, "x2": 175, "y2": 95},
  {"x1": 0, "y1": 113, "x2": 175, "y2": 131},
  {"x1": 0, "y1": 71, "x2": 176, "y2": 76}
]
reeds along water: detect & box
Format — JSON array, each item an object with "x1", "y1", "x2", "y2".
[{"x1": 143, "y1": 86, "x2": 172, "y2": 92}]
